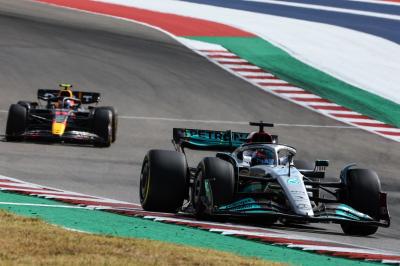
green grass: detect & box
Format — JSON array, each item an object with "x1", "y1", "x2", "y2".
[{"x1": 0, "y1": 210, "x2": 283, "y2": 266}]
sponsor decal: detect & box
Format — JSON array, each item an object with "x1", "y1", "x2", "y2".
[
  {"x1": 293, "y1": 195, "x2": 306, "y2": 200},
  {"x1": 290, "y1": 190, "x2": 306, "y2": 194},
  {"x1": 226, "y1": 204, "x2": 263, "y2": 212},
  {"x1": 287, "y1": 178, "x2": 300, "y2": 184},
  {"x1": 44, "y1": 92, "x2": 55, "y2": 98},
  {"x1": 82, "y1": 95, "x2": 93, "y2": 101},
  {"x1": 183, "y1": 129, "x2": 248, "y2": 142}
]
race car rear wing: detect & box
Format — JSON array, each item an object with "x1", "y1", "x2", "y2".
[
  {"x1": 173, "y1": 128, "x2": 249, "y2": 152},
  {"x1": 37, "y1": 89, "x2": 101, "y2": 104}
]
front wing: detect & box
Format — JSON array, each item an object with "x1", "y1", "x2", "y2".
[
  {"x1": 22, "y1": 130, "x2": 103, "y2": 144},
  {"x1": 212, "y1": 198, "x2": 390, "y2": 227}
]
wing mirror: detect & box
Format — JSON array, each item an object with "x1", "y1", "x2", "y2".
[
  {"x1": 314, "y1": 160, "x2": 329, "y2": 178},
  {"x1": 315, "y1": 160, "x2": 329, "y2": 167}
]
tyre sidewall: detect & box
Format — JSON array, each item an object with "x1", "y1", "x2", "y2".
[
  {"x1": 140, "y1": 150, "x2": 187, "y2": 212},
  {"x1": 194, "y1": 157, "x2": 235, "y2": 217},
  {"x1": 95, "y1": 106, "x2": 117, "y2": 143},
  {"x1": 6, "y1": 104, "x2": 27, "y2": 141},
  {"x1": 93, "y1": 108, "x2": 112, "y2": 147},
  {"x1": 340, "y1": 168, "x2": 380, "y2": 235},
  {"x1": 345, "y1": 169, "x2": 380, "y2": 219}
]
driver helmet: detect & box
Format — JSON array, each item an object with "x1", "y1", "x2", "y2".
[
  {"x1": 64, "y1": 99, "x2": 74, "y2": 109},
  {"x1": 58, "y1": 84, "x2": 74, "y2": 108},
  {"x1": 251, "y1": 149, "x2": 274, "y2": 166}
]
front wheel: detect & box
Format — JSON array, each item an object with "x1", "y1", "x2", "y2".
[
  {"x1": 140, "y1": 150, "x2": 187, "y2": 213},
  {"x1": 93, "y1": 108, "x2": 112, "y2": 147},
  {"x1": 340, "y1": 168, "x2": 380, "y2": 236},
  {"x1": 193, "y1": 157, "x2": 235, "y2": 218},
  {"x1": 95, "y1": 106, "x2": 117, "y2": 143}
]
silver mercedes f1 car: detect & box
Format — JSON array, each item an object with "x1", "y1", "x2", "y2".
[{"x1": 139, "y1": 122, "x2": 390, "y2": 236}]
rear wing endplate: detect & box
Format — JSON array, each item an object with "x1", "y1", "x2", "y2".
[{"x1": 37, "y1": 89, "x2": 101, "y2": 104}]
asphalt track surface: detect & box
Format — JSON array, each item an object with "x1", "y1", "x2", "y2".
[{"x1": 0, "y1": 0, "x2": 399, "y2": 253}]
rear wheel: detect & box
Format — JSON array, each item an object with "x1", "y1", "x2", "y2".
[
  {"x1": 140, "y1": 150, "x2": 187, "y2": 213},
  {"x1": 340, "y1": 169, "x2": 380, "y2": 236},
  {"x1": 6, "y1": 104, "x2": 27, "y2": 141},
  {"x1": 93, "y1": 108, "x2": 112, "y2": 147},
  {"x1": 193, "y1": 157, "x2": 235, "y2": 218},
  {"x1": 17, "y1": 101, "x2": 36, "y2": 110}
]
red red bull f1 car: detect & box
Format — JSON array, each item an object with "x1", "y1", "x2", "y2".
[{"x1": 5, "y1": 84, "x2": 117, "y2": 147}]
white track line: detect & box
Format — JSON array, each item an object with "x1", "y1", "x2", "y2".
[
  {"x1": 259, "y1": 85, "x2": 304, "y2": 90},
  {"x1": 32, "y1": 195, "x2": 129, "y2": 203},
  {"x1": 347, "y1": 0, "x2": 400, "y2": 7},
  {"x1": 256, "y1": 80, "x2": 289, "y2": 84},
  {"x1": 0, "y1": 110, "x2": 359, "y2": 129},
  {"x1": 0, "y1": 202, "x2": 92, "y2": 209},
  {"x1": 288, "y1": 244, "x2": 393, "y2": 255},
  {"x1": 250, "y1": 78, "x2": 282, "y2": 83},
  {"x1": 382, "y1": 260, "x2": 400, "y2": 264},
  {"x1": 0, "y1": 109, "x2": 356, "y2": 129},
  {"x1": 0, "y1": 181, "x2": 44, "y2": 189},
  {"x1": 245, "y1": 0, "x2": 400, "y2": 21},
  {"x1": 215, "y1": 58, "x2": 248, "y2": 63},
  {"x1": 0, "y1": 175, "x2": 140, "y2": 205},
  {"x1": 118, "y1": 115, "x2": 357, "y2": 129},
  {"x1": 241, "y1": 72, "x2": 275, "y2": 77},
  {"x1": 224, "y1": 64, "x2": 261, "y2": 69},
  {"x1": 286, "y1": 94, "x2": 323, "y2": 99},
  {"x1": 0, "y1": 188, "x2": 95, "y2": 198}
]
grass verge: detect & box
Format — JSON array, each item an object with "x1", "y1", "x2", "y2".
[{"x1": 0, "y1": 210, "x2": 283, "y2": 266}]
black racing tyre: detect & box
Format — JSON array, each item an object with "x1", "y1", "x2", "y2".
[
  {"x1": 96, "y1": 106, "x2": 117, "y2": 143},
  {"x1": 6, "y1": 104, "x2": 27, "y2": 141},
  {"x1": 93, "y1": 108, "x2": 112, "y2": 147},
  {"x1": 17, "y1": 101, "x2": 33, "y2": 110},
  {"x1": 140, "y1": 150, "x2": 187, "y2": 212},
  {"x1": 294, "y1": 160, "x2": 314, "y2": 170},
  {"x1": 340, "y1": 169, "x2": 380, "y2": 236},
  {"x1": 17, "y1": 101, "x2": 37, "y2": 110},
  {"x1": 193, "y1": 157, "x2": 235, "y2": 218}
]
